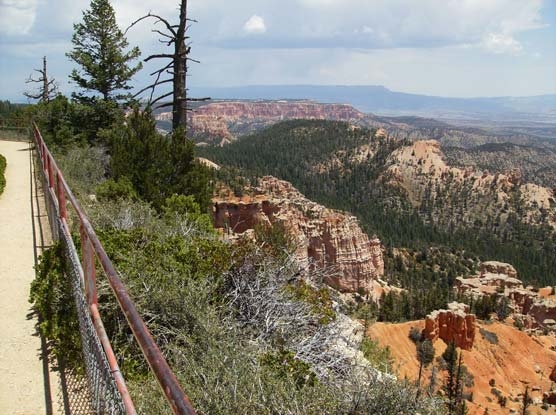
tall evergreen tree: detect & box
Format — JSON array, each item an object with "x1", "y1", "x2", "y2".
[
  {"x1": 109, "y1": 108, "x2": 213, "y2": 211},
  {"x1": 67, "y1": 0, "x2": 141, "y2": 102},
  {"x1": 443, "y1": 341, "x2": 459, "y2": 414},
  {"x1": 417, "y1": 339, "x2": 435, "y2": 386},
  {"x1": 521, "y1": 386, "x2": 531, "y2": 415}
]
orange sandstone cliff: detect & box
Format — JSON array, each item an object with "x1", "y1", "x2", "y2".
[
  {"x1": 369, "y1": 320, "x2": 556, "y2": 415},
  {"x1": 213, "y1": 176, "x2": 386, "y2": 295},
  {"x1": 423, "y1": 302, "x2": 476, "y2": 350}
]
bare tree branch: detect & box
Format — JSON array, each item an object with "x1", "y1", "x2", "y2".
[
  {"x1": 144, "y1": 54, "x2": 175, "y2": 61},
  {"x1": 128, "y1": 1, "x2": 210, "y2": 130},
  {"x1": 125, "y1": 12, "x2": 176, "y2": 37},
  {"x1": 133, "y1": 78, "x2": 172, "y2": 98},
  {"x1": 150, "y1": 91, "x2": 174, "y2": 106},
  {"x1": 149, "y1": 61, "x2": 172, "y2": 76},
  {"x1": 24, "y1": 56, "x2": 58, "y2": 102}
]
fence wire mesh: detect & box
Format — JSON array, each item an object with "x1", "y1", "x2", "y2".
[{"x1": 41, "y1": 161, "x2": 126, "y2": 414}]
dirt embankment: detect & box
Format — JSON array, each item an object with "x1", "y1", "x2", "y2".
[{"x1": 368, "y1": 320, "x2": 556, "y2": 415}]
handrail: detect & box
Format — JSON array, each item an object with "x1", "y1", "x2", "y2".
[{"x1": 33, "y1": 124, "x2": 197, "y2": 415}]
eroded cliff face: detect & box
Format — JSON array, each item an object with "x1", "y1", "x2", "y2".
[
  {"x1": 423, "y1": 302, "x2": 476, "y2": 350},
  {"x1": 455, "y1": 261, "x2": 556, "y2": 332},
  {"x1": 213, "y1": 176, "x2": 386, "y2": 295},
  {"x1": 194, "y1": 101, "x2": 365, "y2": 121},
  {"x1": 156, "y1": 101, "x2": 367, "y2": 143}
]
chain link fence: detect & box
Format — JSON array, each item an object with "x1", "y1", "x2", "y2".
[
  {"x1": 33, "y1": 123, "x2": 195, "y2": 415},
  {"x1": 35, "y1": 137, "x2": 130, "y2": 413},
  {"x1": 40, "y1": 156, "x2": 126, "y2": 414}
]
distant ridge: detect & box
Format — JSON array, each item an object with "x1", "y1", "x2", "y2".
[{"x1": 190, "y1": 85, "x2": 556, "y2": 123}]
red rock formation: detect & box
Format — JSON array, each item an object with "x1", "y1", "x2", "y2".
[
  {"x1": 508, "y1": 289, "x2": 536, "y2": 315},
  {"x1": 156, "y1": 101, "x2": 366, "y2": 140},
  {"x1": 455, "y1": 261, "x2": 556, "y2": 331},
  {"x1": 194, "y1": 101, "x2": 364, "y2": 121},
  {"x1": 544, "y1": 391, "x2": 556, "y2": 405},
  {"x1": 213, "y1": 176, "x2": 385, "y2": 294},
  {"x1": 528, "y1": 302, "x2": 556, "y2": 331},
  {"x1": 423, "y1": 302, "x2": 476, "y2": 350},
  {"x1": 189, "y1": 115, "x2": 232, "y2": 143}
]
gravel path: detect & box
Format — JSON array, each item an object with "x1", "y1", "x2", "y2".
[{"x1": 0, "y1": 140, "x2": 58, "y2": 414}]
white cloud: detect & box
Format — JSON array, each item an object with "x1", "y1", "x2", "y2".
[
  {"x1": 0, "y1": 0, "x2": 554, "y2": 101},
  {"x1": 0, "y1": 0, "x2": 39, "y2": 36},
  {"x1": 205, "y1": 0, "x2": 545, "y2": 52},
  {"x1": 481, "y1": 33, "x2": 523, "y2": 55},
  {"x1": 243, "y1": 15, "x2": 266, "y2": 34}
]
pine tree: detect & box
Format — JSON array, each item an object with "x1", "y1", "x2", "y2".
[
  {"x1": 443, "y1": 341, "x2": 459, "y2": 414},
  {"x1": 67, "y1": 0, "x2": 141, "y2": 102},
  {"x1": 417, "y1": 339, "x2": 435, "y2": 385},
  {"x1": 521, "y1": 385, "x2": 531, "y2": 415},
  {"x1": 109, "y1": 108, "x2": 213, "y2": 211}
]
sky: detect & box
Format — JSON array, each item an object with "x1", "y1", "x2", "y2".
[{"x1": 0, "y1": 0, "x2": 555, "y2": 102}]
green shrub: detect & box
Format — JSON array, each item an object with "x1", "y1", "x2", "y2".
[
  {"x1": 55, "y1": 144, "x2": 107, "y2": 196},
  {"x1": 108, "y1": 109, "x2": 213, "y2": 211},
  {"x1": 162, "y1": 194, "x2": 214, "y2": 234},
  {"x1": 0, "y1": 154, "x2": 6, "y2": 195},
  {"x1": 95, "y1": 177, "x2": 138, "y2": 201},
  {"x1": 409, "y1": 326, "x2": 423, "y2": 343},
  {"x1": 29, "y1": 243, "x2": 83, "y2": 368},
  {"x1": 260, "y1": 348, "x2": 317, "y2": 389},
  {"x1": 360, "y1": 337, "x2": 394, "y2": 373},
  {"x1": 286, "y1": 279, "x2": 336, "y2": 324}
]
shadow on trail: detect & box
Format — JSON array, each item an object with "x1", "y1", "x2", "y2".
[{"x1": 28, "y1": 141, "x2": 94, "y2": 415}]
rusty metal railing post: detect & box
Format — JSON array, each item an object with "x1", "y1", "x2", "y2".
[
  {"x1": 47, "y1": 155, "x2": 54, "y2": 190},
  {"x1": 56, "y1": 173, "x2": 67, "y2": 221},
  {"x1": 80, "y1": 225, "x2": 98, "y2": 307}
]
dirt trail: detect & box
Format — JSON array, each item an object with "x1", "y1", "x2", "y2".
[{"x1": 0, "y1": 140, "x2": 58, "y2": 414}]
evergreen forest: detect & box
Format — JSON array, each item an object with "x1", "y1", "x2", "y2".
[{"x1": 199, "y1": 119, "x2": 556, "y2": 298}]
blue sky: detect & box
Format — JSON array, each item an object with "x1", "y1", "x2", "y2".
[{"x1": 0, "y1": 0, "x2": 555, "y2": 102}]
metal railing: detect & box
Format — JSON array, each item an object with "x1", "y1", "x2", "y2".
[{"x1": 33, "y1": 124, "x2": 197, "y2": 415}]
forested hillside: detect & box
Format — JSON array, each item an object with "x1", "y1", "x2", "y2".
[
  {"x1": 198, "y1": 119, "x2": 556, "y2": 289},
  {"x1": 443, "y1": 142, "x2": 556, "y2": 188}
]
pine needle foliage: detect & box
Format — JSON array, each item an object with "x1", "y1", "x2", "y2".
[{"x1": 67, "y1": 0, "x2": 142, "y2": 102}]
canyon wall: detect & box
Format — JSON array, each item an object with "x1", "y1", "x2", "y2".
[
  {"x1": 156, "y1": 101, "x2": 367, "y2": 143},
  {"x1": 213, "y1": 176, "x2": 385, "y2": 295},
  {"x1": 383, "y1": 140, "x2": 556, "y2": 230}
]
